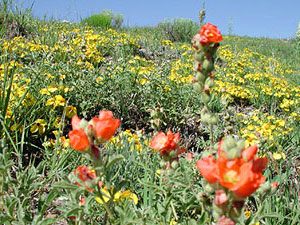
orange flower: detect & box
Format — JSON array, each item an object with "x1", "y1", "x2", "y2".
[
  {"x1": 69, "y1": 115, "x2": 90, "y2": 151},
  {"x1": 92, "y1": 110, "x2": 121, "y2": 141},
  {"x1": 74, "y1": 166, "x2": 96, "y2": 192},
  {"x1": 196, "y1": 156, "x2": 218, "y2": 184},
  {"x1": 199, "y1": 23, "x2": 223, "y2": 46},
  {"x1": 150, "y1": 130, "x2": 183, "y2": 157},
  {"x1": 69, "y1": 129, "x2": 90, "y2": 151},
  {"x1": 197, "y1": 141, "x2": 268, "y2": 198}
]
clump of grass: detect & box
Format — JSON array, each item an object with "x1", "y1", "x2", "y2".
[
  {"x1": 81, "y1": 13, "x2": 112, "y2": 29},
  {"x1": 81, "y1": 9, "x2": 124, "y2": 29},
  {"x1": 0, "y1": 0, "x2": 36, "y2": 39},
  {"x1": 157, "y1": 18, "x2": 199, "y2": 42}
]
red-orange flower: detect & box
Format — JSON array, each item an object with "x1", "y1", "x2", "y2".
[
  {"x1": 92, "y1": 110, "x2": 121, "y2": 141},
  {"x1": 150, "y1": 130, "x2": 183, "y2": 157},
  {"x1": 69, "y1": 115, "x2": 90, "y2": 151},
  {"x1": 197, "y1": 141, "x2": 268, "y2": 198},
  {"x1": 199, "y1": 23, "x2": 223, "y2": 46},
  {"x1": 74, "y1": 166, "x2": 96, "y2": 192},
  {"x1": 196, "y1": 156, "x2": 218, "y2": 184}
]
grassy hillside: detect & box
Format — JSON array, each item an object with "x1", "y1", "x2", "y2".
[{"x1": 0, "y1": 15, "x2": 299, "y2": 224}]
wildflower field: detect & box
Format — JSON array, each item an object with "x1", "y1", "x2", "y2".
[{"x1": 0, "y1": 7, "x2": 300, "y2": 225}]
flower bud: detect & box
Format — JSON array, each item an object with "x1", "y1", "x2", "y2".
[
  {"x1": 160, "y1": 160, "x2": 166, "y2": 169},
  {"x1": 201, "y1": 112, "x2": 211, "y2": 124},
  {"x1": 222, "y1": 136, "x2": 244, "y2": 160},
  {"x1": 256, "y1": 181, "x2": 272, "y2": 194},
  {"x1": 79, "y1": 119, "x2": 89, "y2": 130},
  {"x1": 205, "y1": 77, "x2": 214, "y2": 88},
  {"x1": 195, "y1": 72, "x2": 206, "y2": 83},
  {"x1": 194, "y1": 51, "x2": 205, "y2": 62},
  {"x1": 193, "y1": 82, "x2": 204, "y2": 93},
  {"x1": 201, "y1": 92, "x2": 210, "y2": 104},
  {"x1": 202, "y1": 59, "x2": 213, "y2": 73},
  {"x1": 210, "y1": 116, "x2": 218, "y2": 125},
  {"x1": 204, "y1": 183, "x2": 215, "y2": 194},
  {"x1": 171, "y1": 160, "x2": 179, "y2": 169}
]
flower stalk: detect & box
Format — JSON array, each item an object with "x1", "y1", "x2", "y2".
[{"x1": 192, "y1": 23, "x2": 222, "y2": 154}]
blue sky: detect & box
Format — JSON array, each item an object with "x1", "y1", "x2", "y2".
[{"x1": 19, "y1": 0, "x2": 300, "y2": 39}]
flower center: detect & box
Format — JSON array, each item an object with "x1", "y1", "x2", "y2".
[{"x1": 224, "y1": 170, "x2": 239, "y2": 184}]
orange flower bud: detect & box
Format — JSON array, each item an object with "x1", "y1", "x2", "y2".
[{"x1": 74, "y1": 166, "x2": 96, "y2": 192}]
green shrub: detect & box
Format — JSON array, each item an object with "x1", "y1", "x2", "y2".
[
  {"x1": 81, "y1": 9, "x2": 124, "y2": 29},
  {"x1": 157, "y1": 18, "x2": 199, "y2": 42},
  {"x1": 81, "y1": 13, "x2": 112, "y2": 29}
]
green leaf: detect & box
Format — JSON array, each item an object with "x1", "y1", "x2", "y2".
[
  {"x1": 39, "y1": 218, "x2": 59, "y2": 225},
  {"x1": 0, "y1": 215, "x2": 11, "y2": 224},
  {"x1": 8, "y1": 198, "x2": 18, "y2": 218},
  {"x1": 52, "y1": 182, "x2": 78, "y2": 190},
  {"x1": 66, "y1": 207, "x2": 82, "y2": 218},
  {"x1": 157, "y1": 202, "x2": 165, "y2": 214},
  {"x1": 105, "y1": 154, "x2": 124, "y2": 170}
]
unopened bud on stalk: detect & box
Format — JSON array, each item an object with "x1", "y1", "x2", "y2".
[
  {"x1": 222, "y1": 136, "x2": 245, "y2": 160},
  {"x1": 79, "y1": 119, "x2": 89, "y2": 130},
  {"x1": 171, "y1": 160, "x2": 179, "y2": 169},
  {"x1": 193, "y1": 82, "x2": 204, "y2": 93},
  {"x1": 201, "y1": 112, "x2": 211, "y2": 124},
  {"x1": 201, "y1": 92, "x2": 211, "y2": 104},
  {"x1": 205, "y1": 77, "x2": 214, "y2": 88},
  {"x1": 204, "y1": 183, "x2": 215, "y2": 194},
  {"x1": 202, "y1": 59, "x2": 213, "y2": 73},
  {"x1": 194, "y1": 51, "x2": 206, "y2": 62},
  {"x1": 210, "y1": 116, "x2": 218, "y2": 125},
  {"x1": 256, "y1": 181, "x2": 272, "y2": 194},
  {"x1": 195, "y1": 72, "x2": 206, "y2": 83}
]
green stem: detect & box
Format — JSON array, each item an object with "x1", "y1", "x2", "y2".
[
  {"x1": 249, "y1": 202, "x2": 264, "y2": 225},
  {"x1": 209, "y1": 123, "x2": 214, "y2": 154},
  {"x1": 0, "y1": 176, "x2": 4, "y2": 210},
  {"x1": 98, "y1": 193, "x2": 114, "y2": 222},
  {"x1": 170, "y1": 200, "x2": 178, "y2": 221}
]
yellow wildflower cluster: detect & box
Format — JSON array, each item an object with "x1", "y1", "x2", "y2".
[
  {"x1": 214, "y1": 45, "x2": 300, "y2": 115},
  {"x1": 109, "y1": 129, "x2": 147, "y2": 152},
  {"x1": 95, "y1": 186, "x2": 138, "y2": 205},
  {"x1": 169, "y1": 57, "x2": 194, "y2": 84},
  {"x1": 239, "y1": 110, "x2": 291, "y2": 147}
]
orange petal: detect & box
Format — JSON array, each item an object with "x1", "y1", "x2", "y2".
[
  {"x1": 69, "y1": 129, "x2": 89, "y2": 151},
  {"x1": 242, "y1": 144, "x2": 257, "y2": 162},
  {"x1": 71, "y1": 115, "x2": 81, "y2": 130},
  {"x1": 196, "y1": 156, "x2": 218, "y2": 184}
]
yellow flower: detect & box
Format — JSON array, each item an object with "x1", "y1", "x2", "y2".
[
  {"x1": 95, "y1": 187, "x2": 138, "y2": 205},
  {"x1": 39, "y1": 88, "x2": 50, "y2": 95},
  {"x1": 247, "y1": 124, "x2": 255, "y2": 131},
  {"x1": 53, "y1": 117, "x2": 62, "y2": 128},
  {"x1": 66, "y1": 106, "x2": 77, "y2": 118},
  {"x1": 272, "y1": 152, "x2": 286, "y2": 160},
  {"x1": 169, "y1": 218, "x2": 177, "y2": 225},
  {"x1": 114, "y1": 190, "x2": 138, "y2": 205},
  {"x1": 46, "y1": 95, "x2": 65, "y2": 108},
  {"x1": 95, "y1": 186, "x2": 111, "y2": 204},
  {"x1": 244, "y1": 210, "x2": 251, "y2": 218},
  {"x1": 30, "y1": 119, "x2": 47, "y2": 134}
]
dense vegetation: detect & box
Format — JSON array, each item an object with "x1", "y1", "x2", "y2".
[{"x1": 0, "y1": 2, "x2": 299, "y2": 224}]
